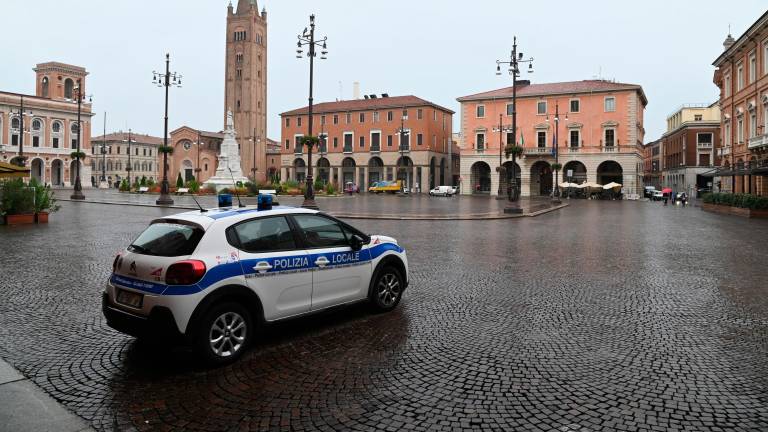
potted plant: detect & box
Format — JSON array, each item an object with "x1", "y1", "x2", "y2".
[
  {"x1": 0, "y1": 179, "x2": 36, "y2": 225},
  {"x1": 30, "y1": 178, "x2": 60, "y2": 223}
]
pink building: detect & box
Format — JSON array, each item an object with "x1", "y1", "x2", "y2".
[{"x1": 457, "y1": 80, "x2": 647, "y2": 197}]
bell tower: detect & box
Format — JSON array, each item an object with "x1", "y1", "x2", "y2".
[{"x1": 225, "y1": 0, "x2": 268, "y2": 181}]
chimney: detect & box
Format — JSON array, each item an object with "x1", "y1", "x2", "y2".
[{"x1": 353, "y1": 81, "x2": 360, "y2": 100}]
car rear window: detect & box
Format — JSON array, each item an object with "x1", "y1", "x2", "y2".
[{"x1": 129, "y1": 222, "x2": 204, "y2": 256}]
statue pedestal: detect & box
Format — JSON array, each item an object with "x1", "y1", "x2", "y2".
[{"x1": 204, "y1": 109, "x2": 250, "y2": 193}]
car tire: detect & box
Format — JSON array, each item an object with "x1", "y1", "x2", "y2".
[
  {"x1": 194, "y1": 301, "x2": 253, "y2": 366},
  {"x1": 369, "y1": 266, "x2": 404, "y2": 312}
]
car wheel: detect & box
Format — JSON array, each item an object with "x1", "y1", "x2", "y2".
[
  {"x1": 370, "y1": 266, "x2": 404, "y2": 312},
  {"x1": 194, "y1": 302, "x2": 252, "y2": 365}
]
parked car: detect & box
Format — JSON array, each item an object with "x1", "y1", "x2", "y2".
[
  {"x1": 103, "y1": 205, "x2": 409, "y2": 365},
  {"x1": 344, "y1": 182, "x2": 359, "y2": 194},
  {"x1": 451, "y1": 186, "x2": 459, "y2": 195},
  {"x1": 644, "y1": 186, "x2": 657, "y2": 199},
  {"x1": 429, "y1": 186, "x2": 455, "y2": 197},
  {"x1": 652, "y1": 190, "x2": 664, "y2": 201}
]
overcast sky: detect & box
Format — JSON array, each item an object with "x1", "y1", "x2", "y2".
[{"x1": 2, "y1": 1, "x2": 765, "y2": 142}]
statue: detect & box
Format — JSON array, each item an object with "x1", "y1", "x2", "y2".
[{"x1": 204, "y1": 108, "x2": 249, "y2": 192}]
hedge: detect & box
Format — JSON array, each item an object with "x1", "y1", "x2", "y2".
[{"x1": 702, "y1": 193, "x2": 768, "y2": 210}]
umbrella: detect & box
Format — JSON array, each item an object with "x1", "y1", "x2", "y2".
[
  {"x1": 581, "y1": 182, "x2": 603, "y2": 189},
  {"x1": 0, "y1": 161, "x2": 31, "y2": 179},
  {"x1": 661, "y1": 187, "x2": 672, "y2": 193},
  {"x1": 603, "y1": 182, "x2": 622, "y2": 190},
  {"x1": 559, "y1": 182, "x2": 577, "y2": 188}
]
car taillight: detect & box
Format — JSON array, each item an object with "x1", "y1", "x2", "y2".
[
  {"x1": 165, "y1": 260, "x2": 207, "y2": 285},
  {"x1": 113, "y1": 254, "x2": 122, "y2": 272}
]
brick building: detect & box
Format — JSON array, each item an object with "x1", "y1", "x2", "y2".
[
  {"x1": 166, "y1": 127, "x2": 222, "y2": 184},
  {"x1": 90, "y1": 131, "x2": 161, "y2": 186},
  {"x1": 457, "y1": 80, "x2": 646, "y2": 197},
  {"x1": 642, "y1": 139, "x2": 662, "y2": 190},
  {"x1": 0, "y1": 62, "x2": 93, "y2": 187},
  {"x1": 712, "y1": 10, "x2": 768, "y2": 195},
  {"x1": 279, "y1": 95, "x2": 454, "y2": 191},
  {"x1": 659, "y1": 103, "x2": 720, "y2": 195}
]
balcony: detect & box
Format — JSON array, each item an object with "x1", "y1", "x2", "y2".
[
  {"x1": 748, "y1": 134, "x2": 768, "y2": 150},
  {"x1": 719, "y1": 147, "x2": 731, "y2": 156},
  {"x1": 525, "y1": 147, "x2": 552, "y2": 155},
  {"x1": 697, "y1": 142, "x2": 713, "y2": 149},
  {"x1": 601, "y1": 146, "x2": 617, "y2": 153}
]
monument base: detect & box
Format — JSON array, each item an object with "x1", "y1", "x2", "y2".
[
  {"x1": 98, "y1": 181, "x2": 109, "y2": 189},
  {"x1": 205, "y1": 175, "x2": 249, "y2": 193}
]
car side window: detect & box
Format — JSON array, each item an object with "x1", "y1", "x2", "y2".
[
  {"x1": 231, "y1": 216, "x2": 296, "y2": 253},
  {"x1": 292, "y1": 214, "x2": 349, "y2": 248}
]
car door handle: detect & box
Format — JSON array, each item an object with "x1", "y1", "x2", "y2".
[
  {"x1": 253, "y1": 261, "x2": 272, "y2": 273},
  {"x1": 314, "y1": 256, "x2": 330, "y2": 267}
]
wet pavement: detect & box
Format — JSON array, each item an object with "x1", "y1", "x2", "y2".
[
  {"x1": 55, "y1": 188, "x2": 559, "y2": 219},
  {"x1": 0, "y1": 199, "x2": 767, "y2": 431}
]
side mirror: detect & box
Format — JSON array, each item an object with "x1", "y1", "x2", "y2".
[{"x1": 350, "y1": 234, "x2": 364, "y2": 251}]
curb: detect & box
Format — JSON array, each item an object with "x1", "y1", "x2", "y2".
[
  {"x1": 58, "y1": 198, "x2": 569, "y2": 220},
  {"x1": 0, "y1": 357, "x2": 95, "y2": 432}
]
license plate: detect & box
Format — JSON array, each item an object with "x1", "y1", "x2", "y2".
[{"x1": 116, "y1": 289, "x2": 143, "y2": 308}]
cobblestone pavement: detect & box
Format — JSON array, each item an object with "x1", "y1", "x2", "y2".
[
  {"x1": 55, "y1": 188, "x2": 557, "y2": 218},
  {"x1": 0, "y1": 199, "x2": 767, "y2": 431}
]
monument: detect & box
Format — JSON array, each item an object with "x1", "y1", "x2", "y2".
[{"x1": 205, "y1": 109, "x2": 250, "y2": 191}]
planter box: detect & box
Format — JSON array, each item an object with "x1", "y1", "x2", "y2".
[
  {"x1": 35, "y1": 212, "x2": 49, "y2": 223},
  {"x1": 701, "y1": 202, "x2": 768, "y2": 218},
  {"x1": 6, "y1": 213, "x2": 36, "y2": 225}
]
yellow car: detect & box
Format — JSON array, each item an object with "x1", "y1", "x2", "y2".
[{"x1": 368, "y1": 180, "x2": 402, "y2": 194}]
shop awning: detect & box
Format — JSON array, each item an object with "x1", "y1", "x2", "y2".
[{"x1": 0, "y1": 161, "x2": 30, "y2": 179}]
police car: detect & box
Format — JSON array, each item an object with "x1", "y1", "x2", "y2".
[{"x1": 102, "y1": 204, "x2": 408, "y2": 365}]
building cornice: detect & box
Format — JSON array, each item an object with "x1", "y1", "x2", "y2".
[{"x1": 713, "y1": 10, "x2": 768, "y2": 67}]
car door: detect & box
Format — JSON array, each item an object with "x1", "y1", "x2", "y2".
[
  {"x1": 290, "y1": 214, "x2": 373, "y2": 311},
  {"x1": 230, "y1": 215, "x2": 312, "y2": 321}
]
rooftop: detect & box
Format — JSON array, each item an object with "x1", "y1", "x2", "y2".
[
  {"x1": 713, "y1": 10, "x2": 768, "y2": 66},
  {"x1": 91, "y1": 132, "x2": 163, "y2": 145},
  {"x1": 280, "y1": 95, "x2": 455, "y2": 116},
  {"x1": 457, "y1": 79, "x2": 647, "y2": 105}
]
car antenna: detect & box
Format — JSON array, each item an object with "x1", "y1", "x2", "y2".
[
  {"x1": 189, "y1": 193, "x2": 207, "y2": 212},
  {"x1": 227, "y1": 167, "x2": 246, "y2": 207}
]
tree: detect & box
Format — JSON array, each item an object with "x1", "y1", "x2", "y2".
[{"x1": 176, "y1": 172, "x2": 184, "y2": 188}]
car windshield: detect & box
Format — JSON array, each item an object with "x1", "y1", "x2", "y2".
[{"x1": 129, "y1": 222, "x2": 204, "y2": 256}]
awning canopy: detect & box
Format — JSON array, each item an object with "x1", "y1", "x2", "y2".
[{"x1": 0, "y1": 161, "x2": 31, "y2": 179}]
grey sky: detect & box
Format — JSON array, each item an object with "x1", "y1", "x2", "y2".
[{"x1": 2, "y1": 1, "x2": 764, "y2": 142}]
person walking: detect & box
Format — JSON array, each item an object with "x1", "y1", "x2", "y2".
[{"x1": 663, "y1": 192, "x2": 668, "y2": 206}]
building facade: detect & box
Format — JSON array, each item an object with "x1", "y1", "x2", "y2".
[
  {"x1": 166, "y1": 127, "x2": 222, "y2": 184},
  {"x1": 280, "y1": 95, "x2": 454, "y2": 191},
  {"x1": 642, "y1": 139, "x2": 662, "y2": 190},
  {"x1": 90, "y1": 132, "x2": 161, "y2": 186},
  {"x1": 659, "y1": 104, "x2": 720, "y2": 195},
  {"x1": 457, "y1": 80, "x2": 647, "y2": 197},
  {"x1": 0, "y1": 62, "x2": 93, "y2": 187},
  {"x1": 226, "y1": 0, "x2": 268, "y2": 181},
  {"x1": 712, "y1": 11, "x2": 768, "y2": 195}
]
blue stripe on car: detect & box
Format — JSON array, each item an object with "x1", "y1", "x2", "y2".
[{"x1": 110, "y1": 243, "x2": 403, "y2": 296}]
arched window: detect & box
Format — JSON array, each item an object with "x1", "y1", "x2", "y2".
[
  {"x1": 147, "y1": 162, "x2": 152, "y2": 171},
  {"x1": 51, "y1": 121, "x2": 63, "y2": 148},
  {"x1": 134, "y1": 162, "x2": 140, "y2": 171},
  {"x1": 115, "y1": 161, "x2": 121, "y2": 171},
  {"x1": 11, "y1": 117, "x2": 20, "y2": 130},
  {"x1": 107, "y1": 161, "x2": 113, "y2": 171},
  {"x1": 64, "y1": 78, "x2": 74, "y2": 99},
  {"x1": 41, "y1": 77, "x2": 49, "y2": 98},
  {"x1": 70, "y1": 122, "x2": 79, "y2": 148},
  {"x1": 10, "y1": 117, "x2": 20, "y2": 146},
  {"x1": 31, "y1": 118, "x2": 43, "y2": 147}
]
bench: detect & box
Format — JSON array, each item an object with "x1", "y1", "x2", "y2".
[
  {"x1": 138, "y1": 186, "x2": 149, "y2": 193},
  {"x1": 259, "y1": 189, "x2": 277, "y2": 195},
  {"x1": 176, "y1": 187, "x2": 189, "y2": 195}
]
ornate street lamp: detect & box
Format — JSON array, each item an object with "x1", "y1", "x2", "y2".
[
  {"x1": 395, "y1": 111, "x2": 411, "y2": 194},
  {"x1": 248, "y1": 128, "x2": 260, "y2": 182},
  {"x1": 70, "y1": 80, "x2": 91, "y2": 200},
  {"x1": 496, "y1": 36, "x2": 533, "y2": 213},
  {"x1": 8, "y1": 95, "x2": 33, "y2": 167},
  {"x1": 152, "y1": 53, "x2": 182, "y2": 205},
  {"x1": 492, "y1": 114, "x2": 513, "y2": 200},
  {"x1": 100, "y1": 112, "x2": 107, "y2": 186},
  {"x1": 296, "y1": 14, "x2": 328, "y2": 209},
  {"x1": 122, "y1": 129, "x2": 135, "y2": 188},
  {"x1": 545, "y1": 102, "x2": 568, "y2": 204}
]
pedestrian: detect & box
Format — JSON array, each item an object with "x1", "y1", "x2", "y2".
[
  {"x1": 663, "y1": 192, "x2": 668, "y2": 206},
  {"x1": 681, "y1": 192, "x2": 687, "y2": 207}
]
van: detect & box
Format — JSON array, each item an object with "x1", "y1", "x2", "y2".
[{"x1": 429, "y1": 185, "x2": 455, "y2": 197}]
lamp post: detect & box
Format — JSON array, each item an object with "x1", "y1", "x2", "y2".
[
  {"x1": 396, "y1": 111, "x2": 411, "y2": 194},
  {"x1": 9, "y1": 95, "x2": 32, "y2": 167},
  {"x1": 123, "y1": 129, "x2": 134, "y2": 188},
  {"x1": 70, "y1": 80, "x2": 91, "y2": 200},
  {"x1": 496, "y1": 36, "x2": 533, "y2": 212},
  {"x1": 152, "y1": 53, "x2": 182, "y2": 205},
  {"x1": 492, "y1": 113, "x2": 513, "y2": 200},
  {"x1": 296, "y1": 14, "x2": 328, "y2": 209},
  {"x1": 249, "y1": 127, "x2": 260, "y2": 182},
  {"x1": 195, "y1": 129, "x2": 204, "y2": 183},
  {"x1": 545, "y1": 102, "x2": 568, "y2": 204},
  {"x1": 100, "y1": 112, "x2": 107, "y2": 186}
]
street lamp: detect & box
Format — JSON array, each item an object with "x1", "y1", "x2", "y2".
[
  {"x1": 122, "y1": 129, "x2": 135, "y2": 188},
  {"x1": 395, "y1": 111, "x2": 411, "y2": 194},
  {"x1": 492, "y1": 113, "x2": 513, "y2": 200},
  {"x1": 545, "y1": 102, "x2": 569, "y2": 204},
  {"x1": 100, "y1": 112, "x2": 107, "y2": 186},
  {"x1": 152, "y1": 53, "x2": 182, "y2": 205},
  {"x1": 296, "y1": 14, "x2": 328, "y2": 209},
  {"x1": 496, "y1": 36, "x2": 533, "y2": 213},
  {"x1": 9, "y1": 95, "x2": 33, "y2": 167},
  {"x1": 195, "y1": 129, "x2": 204, "y2": 183},
  {"x1": 70, "y1": 80, "x2": 91, "y2": 200},
  {"x1": 248, "y1": 128, "x2": 260, "y2": 182}
]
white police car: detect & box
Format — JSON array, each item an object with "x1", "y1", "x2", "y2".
[{"x1": 102, "y1": 205, "x2": 408, "y2": 365}]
